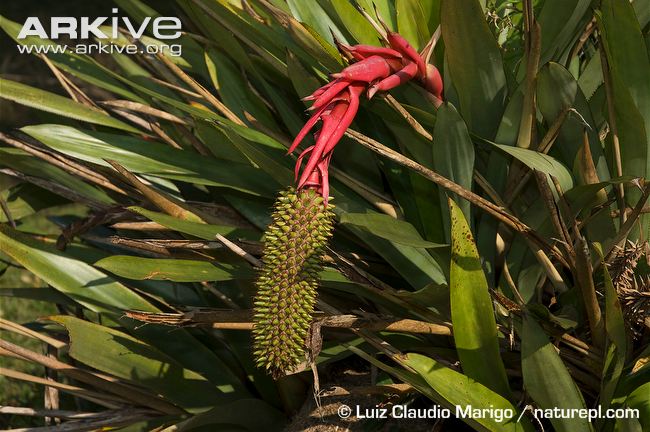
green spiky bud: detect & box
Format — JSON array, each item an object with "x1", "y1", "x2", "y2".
[{"x1": 252, "y1": 188, "x2": 335, "y2": 378}]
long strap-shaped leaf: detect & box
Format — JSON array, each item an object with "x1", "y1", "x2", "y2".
[
  {"x1": 449, "y1": 198, "x2": 511, "y2": 399},
  {"x1": 441, "y1": 0, "x2": 507, "y2": 139},
  {"x1": 520, "y1": 314, "x2": 593, "y2": 432},
  {"x1": 0, "y1": 78, "x2": 139, "y2": 133},
  {"x1": 350, "y1": 346, "x2": 533, "y2": 432}
]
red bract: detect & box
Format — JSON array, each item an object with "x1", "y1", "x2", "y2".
[
  {"x1": 337, "y1": 43, "x2": 402, "y2": 60},
  {"x1": 291, "y1": 32, "x2": 444, "y2": 203},
  {"x1": 367, "y1": 61, "x2": 418, "y2": 99},
  {"x1": 331, "y1": 55, "x2": 393, "y2": 82}
]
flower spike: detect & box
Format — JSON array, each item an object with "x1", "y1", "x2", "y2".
[
  {"x1": 289, "y1": 31, "x2": 444, "y2": 203},
  {"x1": 254, "y1": 31, "x2": 445, "y2": 379}
]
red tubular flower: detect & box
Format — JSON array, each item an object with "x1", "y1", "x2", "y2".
[
  {"x1": 386, "y1": 32, "x2": 427, "y2": 77},
  {"x1": 424, "y1": 64, "x2": 444, "y2": 100},
  {"x1": 337, "y1": 43, "x2": 403, "y2": 60},
  {"x1": 290, "y1": 32, "x2": 444, "y2": 203},
  {"x1": 367, "y1": 61, "x2": 418, "y2": 99},
  {"x1": 304, "y1": 79, "x2": 349, "y2": 110},
  {"x1": 331, "y1": 55, "x2": 393, "y2": 82}
]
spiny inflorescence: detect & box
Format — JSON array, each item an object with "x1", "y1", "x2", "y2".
[{"x1": 252, "y1": 188, "x2": 335, "y2": 377}]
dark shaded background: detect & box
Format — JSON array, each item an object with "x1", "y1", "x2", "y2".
[{"x1": 0, "y1": 0, "x2": 178, "y2": 128}]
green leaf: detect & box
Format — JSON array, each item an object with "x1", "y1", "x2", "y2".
[
  {"x1": 50, "y1": 315, "x2": 227, "y2": 410},
  {"x1": 0, "y1": 224, "x2": 154, "y2": 315},
  {"x1": 405, "y1": 353, "x2": 533, "y2": 431},
  {"x1": 0, "y1": 184, "x2": 62, "y2": 223},
  {"x1": 287, "y1": 50, "x2": 323, "y2": 101},
  {"x1": 396, "y1": 0, "x2": 439, "y2": 50},
  {"x1": 594, "y1": 243, "x2": 627, "y2": 414},
  {"x1": 77, "y1": 54, "x2": 291, "y2": 163},
  {"x1": 113, "y1": 0, "x2": 159, "y2": 22},
  {"x1": 449, "y1": 199, "x2": 510, "y2": 398},
  {"x1": 634, "y1": 0, "x2": 650, "y2": 28},
  {"x1": 169, "y1": 398, "x2": 285, "y2": 432},
  {"x1": 356, "y1": 0, "x2": 397, "y2": 31},
  {"x1": 577, "y1": 54, "x2": 603, "y2": 100},
  {"x1": 180, "y1": 0, "x2": 287, "y2": 72},
  {"x1": 599, "y1": 0, "x2": 650, "y2": 128},
  {"x1": 273, "y1": 8, "x2": 343, "y2": 72},
  {"x1": 441, "y1": 0, "x2": 507, "y2": 139},
  {"x1": 0, "y1": 148, "x2": 112, "y2": 206},
  {"x1": 128, "y1": 206, "x2": 258, "y2": 240},
  {"x1": 286, "y1": 0, "x2": 346, "y2": 44},
  {"x1": 102, "y1": 28, "x2": 199, "y2": 73},
  {"x1": 0, "y1": 225, "x2": 248, "y2": 390},
  {"x1": 210, "y1": 123, "x2": 294, "y2": 186},
  {"x1": 95, "y1": 256, "x2": 251, "y2": 282},
  {"x1": 597, "y1": 0, "x2": 650, "y2": 239},
  {"x1": 494, "y1": 85, "x2": 524, "y2": 146},
  {"x1": 0, "y1": 287, "x2": 75, "y2": 306},
  {"x1": 355, "y1": 348, "x2": 533, "y2": 432},
  {"x1": 204, "y1": 50, "x2": 277, "y2": 131},
  {"x1": 537, "y1": 0, "x2": 592, "y2": 65},
  {"x1": 0, "y1": 16, "x2": 145, "y2": 103},
  {"x1": 0, "y1": 78, "x2": 138, "y2": 133},
  {"x1": 110, "y1": 50, "x2": 184, "y2": 101},
  {"x1": 381, "y1": 156, "x2": 445, "y2": 244},
  {"x1": 535, "y1": 63, "x2": 615, "y2": 242},
  {"x1": 340, "y1": 212, "x2": 445, "y2": 248},
  {"x1": 20, "y1": 124, "x2": 279, "y2": 196},
  {"x1": 342, "y1": 223, "x2": 447, "y2": 288},
  {"x1": 315, "y1": 183, "x2": 448, "y2": 290},
  {"x1": 491, "y1": 143, "x2": 574, "y2": 192},
  {"x1": 330, "y1": 0, "x2": 379, "y2": 45},
  {"x1": 621, "y1": 383, "x2": 650, "y2": 432},
  {"x1": 520, "y1": 314, "x2": 593, "y2": 432},
  {"x1": 433, "y1": 103, "x2": 475, "y2": 239},
  {"x1": 537, "y1": 62, "x2": 610, "y2": 182}
]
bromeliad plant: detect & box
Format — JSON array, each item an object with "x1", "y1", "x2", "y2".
[
  {"x1": 253, "y1": 29, "x2": 443, "y2": 375},
  {"x1": 0, "y1": 0, "x2": 649, "y2": 431}
]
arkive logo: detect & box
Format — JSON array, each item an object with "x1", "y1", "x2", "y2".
[{"x1": 17, "y1": 8, "x2": 182, "y2": 40}]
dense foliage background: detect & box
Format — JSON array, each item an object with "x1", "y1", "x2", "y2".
[{"x1": 0, "y1": 0, "x2": 649, "y2": 430}]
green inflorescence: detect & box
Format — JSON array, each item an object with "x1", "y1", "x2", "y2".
[{"x1": 252, "y1": 188, "x2": 335, "y2": 378}]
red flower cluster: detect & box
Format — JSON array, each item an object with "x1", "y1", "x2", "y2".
[{"x1": 289, "y1": 32, "x2": 443, "y2": 203}]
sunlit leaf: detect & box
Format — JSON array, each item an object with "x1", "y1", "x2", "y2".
[
  {"x1": 449, "y1": 199, "x2": 510, "y2": 398},
  {"x1": 0, "y1": 79, "x2": 139, "y2": 133},
  {"x1": 50, "y1": 315, "x2": 229, "y2": 410},
  {"x1": 340, "y1": 212, "x2": 445, "y2": 248},
  {"x1": 21, "y1": 124, "x2": 279, "y2": 196},
  {"x1": 95, "y1": 256, "x2": 251, "y2": 282},
  {"x1": 520, "y1": 314, "x2": 592, "y2": 432}
]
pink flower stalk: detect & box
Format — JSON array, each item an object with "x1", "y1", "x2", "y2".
[{"x1": 290, "y1": 33, "x2": 444, "y2": 204}]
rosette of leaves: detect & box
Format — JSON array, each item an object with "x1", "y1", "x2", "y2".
[{"x1": 1, "y1": 0, "x2": 649, "y2": 431}]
